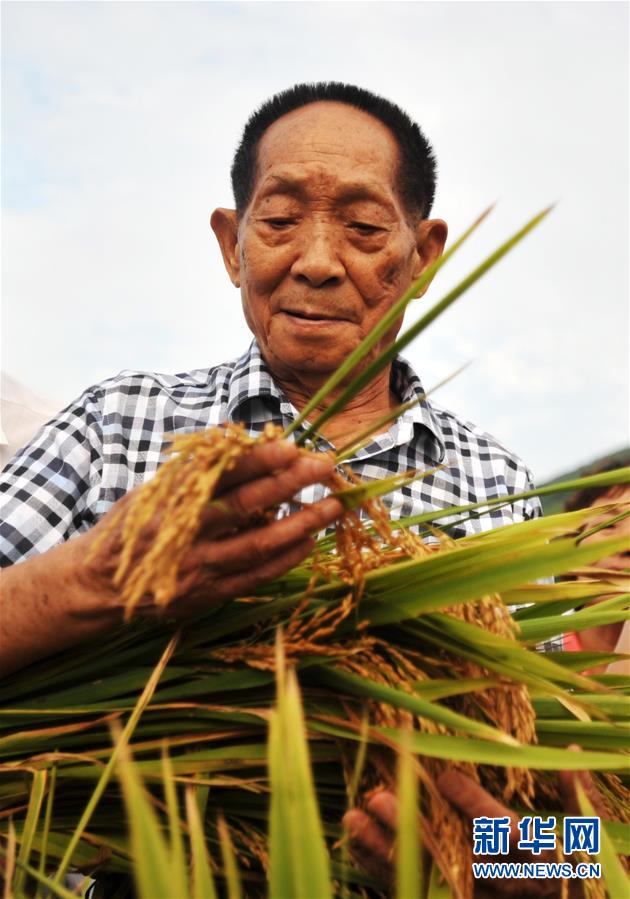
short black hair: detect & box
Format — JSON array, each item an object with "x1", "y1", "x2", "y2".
[
  {"x1": 231, "y1": 82, "x2": 437, "y2": 222},
  {"x1": 565, "y1": 452, "x2": 630, "y2": 512}
]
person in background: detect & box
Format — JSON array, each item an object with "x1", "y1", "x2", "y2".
[{"x1": 562, "y1": 457, "x2": 629, "y2": 674}]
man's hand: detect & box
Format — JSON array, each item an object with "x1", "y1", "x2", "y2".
[
  {"x1": 0, "y1": 440, "x2": 342, "y2": 674},
  {"x1": 437, "y1": 770, "x2": 559, "y2": 898},
  {"x1": 82, "y1": 439, "x2": 342, "y2": 619},
  {"x1": 344, "y1": 764, "x2": 606, "y2": 897}
]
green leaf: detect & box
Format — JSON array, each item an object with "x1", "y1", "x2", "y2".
[
  {"x1": 347, "y1": 713, "x2": 370, "y2": 809},
  {"x1": 161, "y1": 747, "x2": 187, "y2": 892},
  {"x1": 506, "y1": 580, "x2": 629, "y2": 615},
  {"x1": 542, "y1": 651, "x2": 629, "y2": 672},
  {"x1": 410, "y1": 678, "x2": 501, "y2": 701},
  {"x1": 186, "y1": 785, "x2": 218, "y2": 899},
  {"x1": 534, "y1": 720, "x2": 630, "y2": 751},
  {"x1": 14, "y1": 769, "x2": 47, "y2": 896},
  {"x1": 532, "y1": 694, "x2": 630, "y2": 720},
  {"x1": 396, "y1": 732, "x2": 421, "y2": 899},
  {"x1": 396, "y1": 467, "x2": 630, "y2": 532},
  {"x1": 269, "y1": 638, "x2": 332, "y2": 899},
  {"x1": 335, "y1": 466, "x2": 442, "y2": 511},
  {"x1": 51, "y1": 632, "x2": 179, "y2": 885},
  {"x1": 268, "y1": 707, "x2": 294, "y2": 899},
  {"x1": 35, "y1": 763, "x2": 57, "y2": 898},
  {"x1": 2, "y1": 852, "x2": 78, "y2": 899},
  {"x1": 403, "y1": 615, "x2": 597, "y2": 696},
  {"x1": 575, "y1": 780, "x2": 630, "y2": 898},
  {"x1": 217, "y1": 814, "x2": 242, "y2": 899},
  {"x1": 316, "y1": 667, "x2": 520, "y2": 745},
  {"x1": 427, "y1": 859, "x2": 455, "y2": 898},
  {"x1": 115, "y1": 737, "x2": 176, "y2": 899},
  {"x1": 361, "y1": 534, "x2": 629, "y2": 626},
  {"x1": 309, "y1": 720, "x2": 628, "y2": 771},
  {"x1": 603, "y1": 821, "x2": 630, "y2": 856},
  {"x1": 382, "y1": 727, "x2": 629, "y2": 771},
  {"x1": 518, "y1": 599, "x2": 629, "y2": 644}
]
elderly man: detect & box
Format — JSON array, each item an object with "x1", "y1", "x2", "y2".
[
  {"x1": 0, "y1": 83, "x2": 541, "y2": 676},
  {"x1": 1, "y1": 82, "x2": 601, "y2": 897}
]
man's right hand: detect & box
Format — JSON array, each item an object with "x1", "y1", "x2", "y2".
[
  {"x1": 82, "y1": 439, "x2": 343, "y2": 619},
  {"x1": 0, "y1": 440, "x2": 342, "y2": 675}
]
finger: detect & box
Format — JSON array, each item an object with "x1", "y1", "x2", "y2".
[
  {"x1": 342, "y1": 809, "x2": 395, "y2": 886},
  {"x1": 212, "y1": 537, "x2": 315, "y2": 599},
  {"x1": 440, "y1": 770, "x2": 562, "y2": 882},
  {"x1": 169, "y1": 538, "x2": 316, "y2": 620},
  {"x1": 202, "y1": 454, "x2": 338, "y2": 534},
  {"x1": 437, "y1": 769, "x2": 519, "y2": 829},
  {"x1": 366, "y1": 790, "x2": 398, "y2": 833},
  {"x1": 191, "y1": 496, "x2": 342, "y2": 572},
  {"x1": 215, "y1": 440, "x2": 300, "y2": 491}
]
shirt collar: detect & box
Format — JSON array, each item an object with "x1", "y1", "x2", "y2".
[
  {"x1": 389, "y1": 354, "x2": 446, "y2": 463},
  {"x1": 226, "y1": 339, "x2": 446, "y2": 462},
  {"x1": 226, "y1": 339, "x2": 294, "y2": 424}
]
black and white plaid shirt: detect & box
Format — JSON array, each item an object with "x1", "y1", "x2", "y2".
[{"x1": 0, "y1": 340, "x2": 562, "y2": 649}]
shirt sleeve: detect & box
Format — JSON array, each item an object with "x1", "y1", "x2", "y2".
[
  {"x1": 0, "y1": 388, "x2": 104, "y2": 567},
  {"x1": 508, "y1": 461, "x2": 543, "y2": 522},
  {"x1": 521, "y1": 467, "x2": 543, "y2": 521}
]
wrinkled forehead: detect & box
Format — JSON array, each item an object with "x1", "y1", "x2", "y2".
[
  {"x1": 252, "y1": 167, "x2": 400, "y2": 215},
  {"x1": 252, "y1": 101, "x2": 403, "y2": 204}
]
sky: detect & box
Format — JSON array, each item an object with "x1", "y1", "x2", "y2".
[{"x1": 1, "y1": 0, "x2": 628, "y2": 482}]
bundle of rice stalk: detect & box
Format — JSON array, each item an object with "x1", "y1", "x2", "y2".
[
  {"x1": 1, "y1": 499, "x2": 628, "y2": 899},
  {"x1": 1, "y1": 207, "x2": 629, "y2": 898},
  {"x1": 6, "y1": 630, "x2": 629, "y2": 899},
  {"x1": 1, "y1": 469, "x2": 628, "y2": 898}
]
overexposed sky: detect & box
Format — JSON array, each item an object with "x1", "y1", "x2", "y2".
[{"x1": 2, "y1": 0, "x2": 628, "y2": 481}]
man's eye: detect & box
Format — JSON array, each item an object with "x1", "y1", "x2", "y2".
[
  {"x1": 350, "y1": 222, "x2": 382, "y2": 235},
  {"x1": 264, "y1": 218, "x2": 296, "y2": 229}
]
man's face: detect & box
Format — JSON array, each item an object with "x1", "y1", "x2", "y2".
[{"x1": 213, "y1": 102, "x2": 446, "y2": 384}]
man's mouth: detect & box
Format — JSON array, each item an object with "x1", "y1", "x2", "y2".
[{"x1": 279, "y1": 308, "x2": 353, "y2": 324}]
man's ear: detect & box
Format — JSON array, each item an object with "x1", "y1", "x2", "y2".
[
  {"x1": 210, "y1": 208, "x2": 241, "y2": 287},
  {"x1": 412, "y1": 218, "x2": 448, "y2": 297}
]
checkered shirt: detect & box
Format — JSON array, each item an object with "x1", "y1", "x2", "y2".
[{"x1": 0, "y1": 339, "x2": 562, "y2": 650}]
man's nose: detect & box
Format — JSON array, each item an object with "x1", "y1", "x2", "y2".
[{"x1": 290, "y1": 225, "x2": 346, "y2": 287}]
